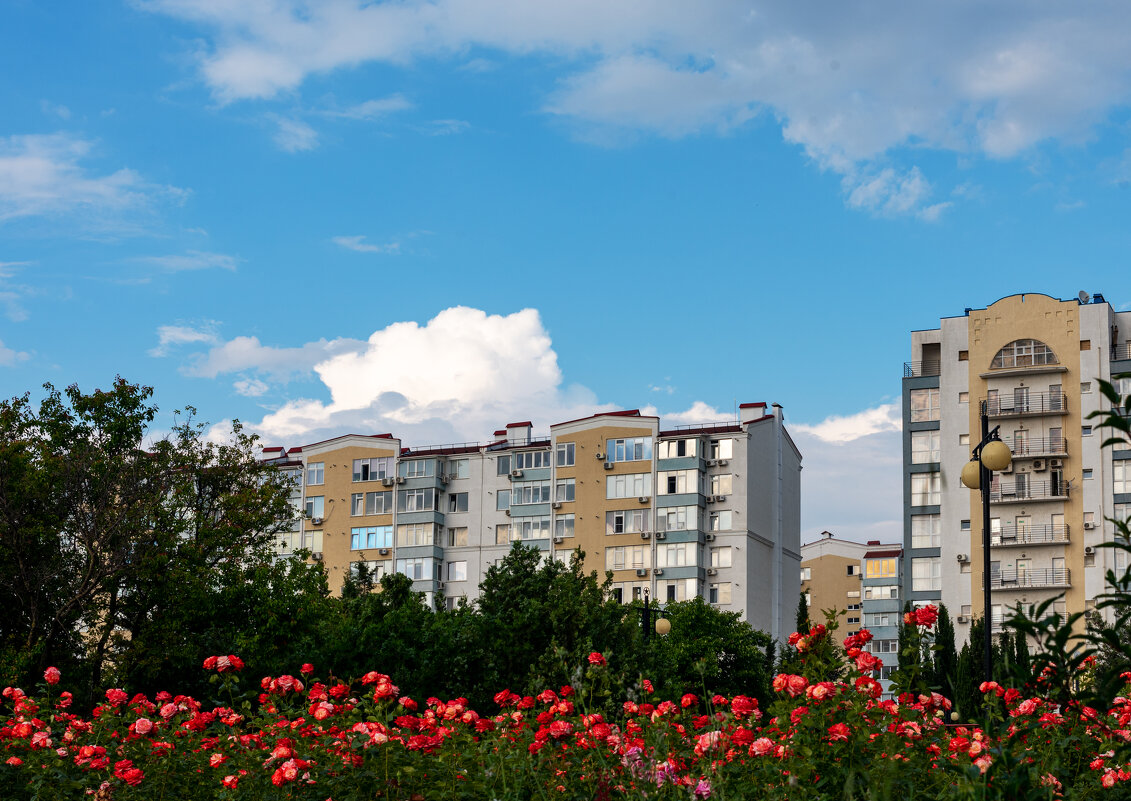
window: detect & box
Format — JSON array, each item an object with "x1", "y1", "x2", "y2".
[
  {"x1": 911, "y1": 514, "x2": 941, "y2": 548},
  {"x1": 305, "y1": 462, "x2": 324, "y2": 485},
  {"x1": 554, "y1": 514, "x2": 575, "y2": 538},
  {"x1": 659, "y1": 578, "x2": 697, "y2": 602},
  {"x1": 448, "y1": 459, "x2": 470, "y2": 479},
  {"x1": 494, "y1": 524, "x2": 511, "y2": 545},
  {"x1": 961, "y1": 519, "x2": 971, "y2": 531},
  {"x1": 396, "y1": 523, "x2": 437, "y2": 547},
  {"x1": 606, "y1": 473, "x2": 652, "y2": 499},
  {"x1": 958, "y1": 350, "x2": 969, "y2": 361},
  {"x1": 606, "y1": 545, "x2": 650, "y2": 570},
  {"x1": 448, "y1": 492, "x2": 469, "y2": 513},
  {"x1": 959, "y1": 434, "x2": 970, "y2": 446},
  {"x1": 657, "y1": 542, "x2": 696, "y2": 567},
  {"x1": 911, "y1": 557, "x2": 942, "y2": 591},
  {"x1": 555, "y1": 442, "x2": 575, "y2": 467},
  {"x1": 514, "y1": 450, "x2": 551, "y2": 469},
  {"x1": 513, "y1": 481, "x2": 551, "y2": 505},
  {"x1": 514, "y1": 516, "x2": 551, "y2": 540},
  {"x1": 847, "y1": 616, "x2": 860, "y2": 625},
  {"x1": 606, "y1": 509, "x2": 650, "y2": 535},
  {"x1": 1115, "y1": 503, "x2": 1129, "y2": 530},
  {"x1": 447, "y1": 527, "x2": 468, "y2": 547},
  {"x1": 606, "y1": 437, "x2": 653, "y2": 462},
  {"x1": 278, "y1": 529, "x2": 324, "y2": 554},
  {"x1": 353, "y1": 457, "x2": 393, "y2": 482},
  {"x1": 710, "y1": 474, "x2": 733, "y2": 496},
  {"x1": 865, "y1": 558, "x2": 897, "y2": 578},
  {"x1": 1084, "y1": 469, "x2": 1094, "y2": 480},
  {"x1": 713, "y1": 548, "x2": 733, "y2": 569},
  {"x1": 1116, "y1": 462, "x2": 1131, "y2": 494},
  {"x1": 709, "y1": 439, "x2": 733, "y2": 460},
  {"x1": 798, "y1": 565, "x2": 810, "y2": 581},
  {"x1": 1082, "y1": 382, "x2": 1092, "y2": 393},
  {"x1": 350, "y1": 560, "x2": 387, "y2": 585},
  {"x1": 447, "y1": 561, "x2": 467, "y2": 582},
  {"x1": 352, "y1": 491, "x2": 392, "y2": 516},
  {"x1": 911, "y1": 473, "x2": 941, "y2": 506},
  {"x1": 709, "y1": 510, "x2": 733, "y2": 531},
  {"x1": 658, "y1": 438, "x2": 696, "y2": 458},
  {"x1": 555, "y1": 478, "x2": 575, "y2": 502},
  {"x1": 863, "y1": 584, "x2": 899, "y2": 600},
  {"x1": 399, "y1": 460, "x2": 435, "y2": 478},
  {"x1": 281, "y1": 467, "x2": 302, "y2": 487},
  {"x1": 958, "y1": 392, "x2": 969, "y2": 404},
  {"x1": 350, "y1": 526, "x2": 393, "y2": 550},
  {"x1": 395, "y1": 557, "x2": 436, "y2": 580},
  {"x1": 910, "y1": 389, "x2": 940, "y2": 422},
  {"x1": 496, "y1": 490, "x2": 510, "y2": 510},
  {"x1": 658, "y1": 469, "x2": 699, "y2": 495},
  {"x1": 709, "y1": 583, "x2": 732, "y2": 604},
  {"x1": 868, "y1": 613, "x2": 893, "y2": 627},
  {"x1": 847, "y1": 564, "x2": 860, "y2": 576},
  {"x1": 871, "y1": 639, "x2": 898, "y2": 654},
  {"x1": 1083, "y1": 425, "x2": 1093, "y2": 436},
  {"x1": 990, "y1": 339, "x2": 1058, "y2": 368},
  {"x1": 656, "y1": 505, "x2": 697, "y2": 532},
  {"x1": 305, "y1": 496, "x2": 325, "y2": 519},
  {"x1": 398, "y1": 488, "x2": 436, "y2": 512},
  {"x1": 846, "y1": 590, "x2": 860, "y2": 599},
  {"x1": 496, "y1": 455, "x2": 511, "y2": 475},
  {"x1": 911, "y1": 431, "x2": 941, "y2": 463}
]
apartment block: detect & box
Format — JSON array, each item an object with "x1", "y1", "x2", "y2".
[
  {"x1": 902, "y1": 292, "x2": 1131, "y2": 636},
  {"x1": 266, "y1": 403, "x2": 802, "y2": 640}
]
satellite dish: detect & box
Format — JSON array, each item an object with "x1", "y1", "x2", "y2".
[{"x1": 1079, "y1": 290, "x2": 1091, "y2": 304}]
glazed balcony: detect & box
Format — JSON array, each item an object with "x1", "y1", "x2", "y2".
[
  {"x1": 982, "y1": 391, "x2": 1068, "y2": 418},
  {"x1": 991, "y1": 524, "x2": 1070, "y2": 547}
]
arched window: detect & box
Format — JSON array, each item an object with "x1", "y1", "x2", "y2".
[{"x1": 990, "y1": 339, "x2": 1058, "y2": 369}]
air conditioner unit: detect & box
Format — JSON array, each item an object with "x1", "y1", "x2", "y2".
[
  {"x1": 706, "y1": 495, "x2": 717, "y2": 504},
  {"x1": 504, "y1": 509, "x2": 511, "y2": 517},
  {"x1": 382, "y1": 478, "x2": 395, "y2": 487},
  {"x1": 653, "y1": 568, "x2": 664, "y2": 575},
  {"x1": 511, "y1": 469, "x2": 524, "y2": 478},
  {"x1": 718, "y1": 459, "x2": 729, "y2": 466},
  {"x1": 437, "y1": 582, "x2": 445, "y2": 590},
  {"x1": 654, "y1": 532, "x2": 665, "y2": 540},
  {"x1": 1049, "y1": 458, "x2": 1063, "y2": 469},
  {"x1": 440, "y1": 474, "x2": 450, "y2": 483},
  {"x1": 595, "y1": 452, "x2": 605, "y2": 460},
  {"x1": 706, "y1": 568, "x2": 718, "y2": 576},
  {"x1": 395, "y1": 476, "x2": 406, "y2": 484},
  {"x1": 640, "y1": 532, "x2": 652, "y2": 540},
  {"x1": 1085, "y1": 545, "x2": 1096, "y2": 555},
  {"x1": 956, "y1": 615, "x2": 970, "y2": 624},
  {"x1": 378, "y1": 548, "x2": 390, "y2": 556},
  {"x1": 553, "y1": 536, "x2": 564, "y2": 544},
  {"x1": 1084, "y1": 521, "x2": 1095, "y2": 530},
  {"x1": 705, "y1": 533, "x2": 716, "y2": 542},
  {"x1": 312, "y1": 552, "x2": 323, "y2": 561},
  {"x1": 638, "y1": 496, "x2": 649, "y2": 503},
  {"x1": 551, "y1": 501, "x2": 562, "y2": 509},
  {"x1": 706, "y1": 459, "x2": 717, "y2": 467},
  {"x1": 956, "y1": 553, "x2": 969, "y2": 562},
  {"x1": 636, "y1": 568, "x2": 648, "y2": 577},
  {"x1": 715, "y1": 495, "x2": 727, "y2": 503},
  {"x1": 311, "y1": 517, "x2": 323, "y2": 525},
  {"x1": 1032, "y1": 459, "x2": 1046, "y2": 472},
  {"x1": 604, "y1": 462, "x2": 614, "y2": 470}
]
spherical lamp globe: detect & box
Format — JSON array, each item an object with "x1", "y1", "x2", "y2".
[
  {"x1": 654, "y1": 617, "x2": 671, "y2": 636},
  {"x1": 960, "y1": 460, "x2": 981, "y2": 489},
  {"x1": 981, "y1": 440, "x2": 1013, "y2": 472}
]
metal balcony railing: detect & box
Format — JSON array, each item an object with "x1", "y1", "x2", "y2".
[
  {"x1": 903, "y1": 361, "x2": 941, "y2": 378},
  {"x1": 1112, "y1": 344, "x2": 1131, "y2": 361},
  {"x1": 982, "y1": 391, "x2": 1068, "y2": 417},
  {"x1": 991, "y1": 524, "x2": 1070, "y2": 547},
  {"x1": 990, "y1": 479, "x2": 1069, "y2": 503},
  {"x1": 988, "y1": 568, "x2": 1070, "y2": 589},
  {"x1": 1006, "y1": 437, "x2": 1067, "y2": 458}
]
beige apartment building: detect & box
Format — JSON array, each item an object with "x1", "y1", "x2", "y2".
[{"x1": 799, "y1": 532, "x2": 870, "y2": 637}]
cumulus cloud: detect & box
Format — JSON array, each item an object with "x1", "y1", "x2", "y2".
[
  {"x1": 143, "y1": 1, "x2": 1131, "y2": 217},
  {"x1": 0, "y1": 339, "x2": 30, "y2": 367},
  {"x1": 233, "y1": 377, "x2": 270, "y2": 397},
  {"x1": 0, "y1": 133, "x2": 185, "y2": 225},
  {"x1": 791, "y1": 403, "x2": 901, "y2": 444},
  {"x1": 331, "y1": 235, "x2": 401, "y2": 254}
]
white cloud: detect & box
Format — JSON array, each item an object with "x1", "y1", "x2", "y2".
[
  {"x1": 39, "y1": 100, "x2": 71, "y2": 120},
  {"x1": 144, "y1": 1, "x2": 1131, "y2": 217},
  {"x1": 0, "y1": 133, "x2": 185, "y2": 225},
  {"x1": 270, "y1": 116, "x2": 319, "y2": 152},
  {"x1": 233, "y1": 377, "x2": 270, "y2": 397},
  {"x1": 325, "y1": 94, "x2": 414, "y2": 120},
  {"x1": 423, "y1": 119, "x2": 470, "y2": 136},
  {"x1": 656, "y1": 400, "x2": 730, "y2": 427},
  {"x1": 136, "y1": 250, "x2": 241, "y2": 272},
  {"x1": 332, "y1": 235, "x2": 400, "y2": 254},
  {"x1": 184, "y1": 335, "x2": 367, "y2": 381},
  {"x1": 0, "y1": 261, "x2": 35, "y2": 322},
  {"x1": 791, "y1": 403, "x2": 901, "y2": 444},
  {"x1": 149, "y1": 322, "x2": 220, "y2": 356},
  {"x1": 0, "y1": 339, "x2": 30, "y2": 366}
]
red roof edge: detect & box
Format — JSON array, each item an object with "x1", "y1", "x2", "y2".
[
  {"x1": 506, "y1": 421, "x2": 533, "y2": 428},
  {"x1": 739, "y1": 402, "x2": 767, "y2": 409}
]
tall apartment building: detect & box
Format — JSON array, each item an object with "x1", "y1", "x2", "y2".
[
  {"x1": 266, "y1": 403, "x2": 802, "y2": 640},
  {"x1": 902, "y1": 292, "x2": 1131, "y2": 637}
]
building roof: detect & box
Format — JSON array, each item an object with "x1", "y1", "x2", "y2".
[{"x1": 864, "y1": 549, "x2": 902, "y2": 559}]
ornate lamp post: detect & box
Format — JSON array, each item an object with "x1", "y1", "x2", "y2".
[{"x1": 959, "y1": 400, "x2": 1013, "y2": 682}]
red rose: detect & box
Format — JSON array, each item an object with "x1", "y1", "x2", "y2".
[
  {"x1": 43, "y1": 667, "x2": 61, "y2": 685},
  {"x1": 587, "y1": 652, "x2": 606, "y2": 666}
]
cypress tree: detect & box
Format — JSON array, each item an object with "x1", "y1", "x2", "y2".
[
  {"x1": 795, "y1": 592, "x2": 811, "y2": 635},
  {"x1": 933, "y1": 604, "x2": 959, "y2": 699}
]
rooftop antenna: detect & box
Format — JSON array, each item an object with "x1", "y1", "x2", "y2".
[{"x1": 1079, "y1": 290, "x2": 1091, "y2": 304}]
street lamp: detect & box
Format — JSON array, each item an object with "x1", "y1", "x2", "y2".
[
  {"x1": 959, "y1": 401, "x2": 1013, "y2": 683},
  {"x1": 640, "y1": 588, "x2": 671, "y2": 638}
]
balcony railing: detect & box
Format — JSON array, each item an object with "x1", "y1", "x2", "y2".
[
  {"x1": 982, "y1": 391, "x2": 1068, "y2": 417},
  {"x1": 991, "y1": 524, "x2": 1070, "y2": 547},
  {"x1": 990, "y1": 479, "x2": 1069, "y2": 503},
  {"x1": 1113, "y1": 344, "x2": 1131, "y2": 361},
  {"x1": 987, "y1": 568, "x2": 1070, "y2": 590},
  {"x1": 903, "y1": 361, "x2": 941, "y2": 378},
  {"x1": 1006, "y1": 437, "x2": 1067, "y2": 458}
]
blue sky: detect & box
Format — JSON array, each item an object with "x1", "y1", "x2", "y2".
[{"x1": 3, "y1": 1, "x2": 1131, "y2": 542}]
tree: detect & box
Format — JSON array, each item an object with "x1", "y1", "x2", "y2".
[
  {"x1": 795, "y1": 591, "x2": 811, "y2": 635},
  {"x1": 932, "y1": 604, "x2": 959, "y2": 699}
]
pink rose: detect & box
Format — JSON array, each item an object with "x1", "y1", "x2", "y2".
[{"x1": 43, "y1": 667, "x2": 61, "y2": 685}]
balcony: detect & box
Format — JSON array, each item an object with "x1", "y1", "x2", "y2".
[
  {"x1": 1006, "y1": 437, "x2": 1067, "y2": 458},
  {"x1": 991, "y1": 524, "x2": 1070, "y2": 547},
  {"x1": 903, "y1": 361, "x2": 941, "y2": 378},
  {"x1": 1113, "y1": 344, "x2": 1131, "y2": 361},
  {"x1": 987, "y1": 568, "x2": 1070, "y2": 590},
  {"x1": 982, "y1": 391, "x2": 1067, "y2": 418},
  {"x1": 989, "y1": 478, "x2": 1069, "y2": 504}
]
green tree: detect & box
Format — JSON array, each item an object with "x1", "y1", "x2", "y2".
[
  {"x1": 795, "y1": 591, "x2": 811, "y2": 635},
  {"x1": 932, "y1": 604, "x2": 959, "y2": 699}
]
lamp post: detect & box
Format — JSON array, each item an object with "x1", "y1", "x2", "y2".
[
  {"x1": 959, "y1": 400, "x2": 1013, "y2": 682},
  {"x1": 641, "y1": 589, "x2": 672, "y2": 638}
]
